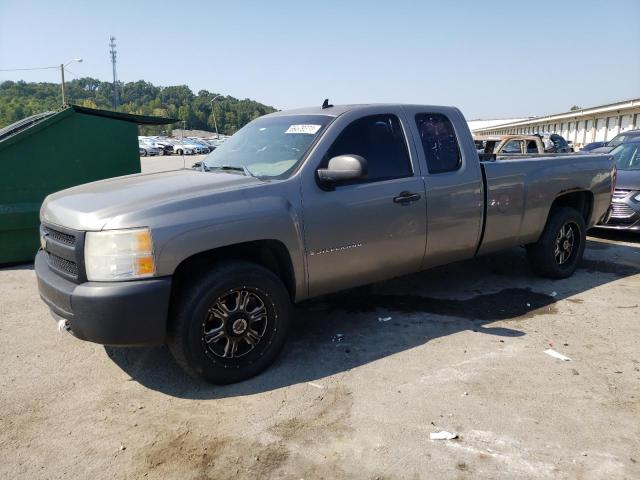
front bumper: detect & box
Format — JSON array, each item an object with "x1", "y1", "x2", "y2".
[
  {"x1": 597, "y1": 198, "x2": 640, "y2": 231},
  {"x1": 35, "y1": 250, "x2": 172, "y2": 346}
]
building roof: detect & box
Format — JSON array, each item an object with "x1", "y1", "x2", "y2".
[
  {"x1": 467, "y1": 118, "x2": 530, "y2": 131},
  {"x1": 472, "y1": 98, "x2": 640, "y2": 133}
]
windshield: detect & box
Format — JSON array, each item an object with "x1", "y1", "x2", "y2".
[
  {"x1": 611, "y1": 142, "x2": 640, "y2": 170},
  {"x1": 203, "y1": 114, "x2": 332, "y2": 178},
  {"x1": 608, "y1": 132, "x2": 640, "y2": 147}
]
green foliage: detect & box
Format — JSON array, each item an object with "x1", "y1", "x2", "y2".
[{"x1": 0, "y1": 78, "x2": 277, "y2": 135}]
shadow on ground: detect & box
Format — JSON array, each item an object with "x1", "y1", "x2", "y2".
[{"x1": 105, "y1": 237, "x2": 639, "y2": 399}]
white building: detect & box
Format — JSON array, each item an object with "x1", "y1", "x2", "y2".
[{"x1": 471, "y1": 98, "x2": 640, "y2": 148}]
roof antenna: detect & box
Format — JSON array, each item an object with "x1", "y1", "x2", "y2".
[{"x1": 322, "y1": 98, "x2": 333, "y2": 109}]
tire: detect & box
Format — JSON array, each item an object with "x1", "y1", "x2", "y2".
[
  {"x1": 176, "y1": 149, "x2": 183, "y2": 155},
  {"x1": 526, "y1": 207, "x2": 586, "y2": 279},
  {"x1": 167, "y1": 261, "x2": 292, "y2": 384},
  {"x1": 141, "y1": 149, "x2": 148, "y2": 157},
  {"x1": 158, "y1": 149, "x2": 164, "y2": 156}
]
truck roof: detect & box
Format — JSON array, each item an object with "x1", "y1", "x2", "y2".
[{"x1": 265, "y1": 103, "x2": 460, "y2": 118}]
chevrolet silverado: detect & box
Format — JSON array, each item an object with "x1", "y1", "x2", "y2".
[{"x1": 36, "y1": 103, "x2": 615, "y2": 383}]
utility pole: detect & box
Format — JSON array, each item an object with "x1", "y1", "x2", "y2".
[
  {"x1": 60, "y1": 64, "x2": 66, "y2": 105},
  {"x1": 109, "y1": 36, "x2": 118, "y2": 109},
  {"x1": 210, "y1": 95, "x2": 222, "y2": 139},
  {"x1": 1, "y1": 58, "x2": 81, "y2": 107}
]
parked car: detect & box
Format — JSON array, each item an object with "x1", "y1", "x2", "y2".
[
  {"x1": 138, "y1": 143, "x2": 160, "y2": 156},
  {"x1": 140, "y1": 138, "x2": 165, "y2": 156},
  {"x1": 583, "y1": 129, "x2": 640, "y2": 154},
  {"x1": 153, "y1": 140, "x2": 174, "y2": 156},
  {"x1": 173, "y1": 142, "x2": 196, "y2": 155},
  {"x1": 581, "y1": 141, "x2": 608, "y2": 152},
  {"x1": 539, "y1": 133, "x2": 571, "y2": 153},
  {"x1": 36, "y1": 103, "x2": 614, "y2": 384},
  {"x1": 187, "y1": 138, "x2": 212, "y2": 154},
  {"x1": 607, "y1": 129, "x2": 640, "y2": 148},
  {"x1": 475, "y1": 133, "x2": 570, "y2": 156},
  {"x1": 597, "y1": 138, "x2": 640, "y2": 231}
]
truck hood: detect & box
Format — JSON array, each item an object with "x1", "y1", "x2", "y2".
[
  {"x1": 41, "y1": 169, "x2": 261, "y2": 231},
  {"x1": 616, "y1": 169, "x2": 640, "y2": 191}
]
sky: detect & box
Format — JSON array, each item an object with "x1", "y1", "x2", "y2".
[{"x1": 1, "y1": 0, "x2": 639, "y2": 119}]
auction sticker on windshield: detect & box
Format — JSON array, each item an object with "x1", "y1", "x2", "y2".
[{"x1": 285, "y1": 124, "x2": 322, "y2": 135}]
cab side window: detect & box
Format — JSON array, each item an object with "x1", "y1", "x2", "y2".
[
  {"x1": 502, "y1": 140, "x2": 523, "y2": 154},
  {"x1": 326, "y1": 114, "x2": 412, "y2": 182},
  {"x1": 415, "y1": 113, "x2": 461, "y2": 173}
]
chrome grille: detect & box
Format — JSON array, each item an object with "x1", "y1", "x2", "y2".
[
  {"x1": 612, "y1": 189, "x2": 630, "y2": 201},
  {"x1": 610, "y1": 203, "x2": 635, "y2": 219}
]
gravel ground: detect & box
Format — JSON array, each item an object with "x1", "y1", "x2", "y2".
[{"x1": 1, "y1": 156, "x2": 639, "y2": 479}]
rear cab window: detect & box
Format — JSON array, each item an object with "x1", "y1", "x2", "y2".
[
  {"x1": 414, "y1": 113, "x2": 462, "y2": 173},
  {"x1": 526, "y1": 140, "x2": 538, "y2": 153}
]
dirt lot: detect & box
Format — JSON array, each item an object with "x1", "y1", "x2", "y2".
[{"x1": 1, "y1": 156, "x2": 639, "y2": 479}]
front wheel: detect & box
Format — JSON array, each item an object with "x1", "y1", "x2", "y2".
[
  {"x1": 167, "y1": 261, "x2": 292, "y2": 384},
  {"x1": 526, "y1": 207, "x2": 586, "y2": 279}
]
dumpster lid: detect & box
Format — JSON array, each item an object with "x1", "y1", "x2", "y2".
[
  {"x1": 0, "y1": 111, "x2": 56, "y2": 143},
  {"x1": 69, "y1": 105, "x2": 178, "y2": 125},
  {"x1": 0, "y1": 106, "x2": 178, "y2": 151}
]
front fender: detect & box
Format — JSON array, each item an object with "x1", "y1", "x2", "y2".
[{"x1": 153, "y1": 193, "x2": 307, "y2": 301}]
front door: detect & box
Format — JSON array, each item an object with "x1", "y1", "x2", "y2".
[{"x1": 300, "y1": 110, "x2": 427, "y2": 297}]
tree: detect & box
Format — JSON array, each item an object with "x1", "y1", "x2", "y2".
[
  {"x1": 0, "y1": 78, "x2": 277, "y2": 134},
  {"x1": 569, "y1": 105, "x2": 581, "y2": 111}
]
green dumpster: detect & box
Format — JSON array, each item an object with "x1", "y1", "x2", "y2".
[{"x1": 0, "y1": 105, "x2": 175, "y2": 265}]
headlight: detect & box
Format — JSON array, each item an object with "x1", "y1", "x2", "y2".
[
  {"x1": 634, "y1": 192, "x2": 640, "y2": 202},
  {"x1": 85, "y1": 228, "x2": 155, "y2": 281}
]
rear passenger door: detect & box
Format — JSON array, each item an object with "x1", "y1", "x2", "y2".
[{"x1": 404, "y1": 108, "x2": 484, "y2": 268}]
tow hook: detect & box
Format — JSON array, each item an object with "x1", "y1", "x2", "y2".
[{"x1": 57, "y1": 319, "x2": 71, "y2": 333}]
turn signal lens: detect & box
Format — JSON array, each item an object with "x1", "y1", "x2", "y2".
[{"x1": 136, "y1": 255, "x2": 155, "y2": 275}]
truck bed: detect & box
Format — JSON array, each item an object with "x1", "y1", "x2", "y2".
[{"x1": 477, "y1": 153, "x2": 614, "y2": 255}]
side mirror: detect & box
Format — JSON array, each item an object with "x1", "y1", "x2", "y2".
[{"x1": 317, "y1": 155, "x2": 367, "y2": 185}]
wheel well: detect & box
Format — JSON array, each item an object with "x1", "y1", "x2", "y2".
[
  {"x1": 550, "y1": 191, "x2": 593, "y2": 224},
  {"x1": 172, "y1": 240, "x2": 296, "y2": 300}
]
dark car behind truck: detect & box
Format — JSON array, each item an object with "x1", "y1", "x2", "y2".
[{"x1": 36, "y1": 103, "x2": 615, "y2": 383}]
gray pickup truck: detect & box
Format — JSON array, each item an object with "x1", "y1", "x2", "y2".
[{"x1": 36, "y1": 103, "x2": 615, "y2": 383}]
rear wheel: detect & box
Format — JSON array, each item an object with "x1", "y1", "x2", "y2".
[
  {"x1": 168, "y1": 261, "x2": 292, "y2": 384},
  {"x1": 141, "y1": 149, "x2": 148, "y2": 157},
  {"x1": 526, "y1": 207, "x2": 586, "y2": 279},
  {"x1": 176, "y1": 149, "x2": 183, "y2": 155}
]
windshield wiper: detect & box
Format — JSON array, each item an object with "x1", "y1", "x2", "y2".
[{"x1": 205, "y1": 165, "x2": 256, "y2": 178}]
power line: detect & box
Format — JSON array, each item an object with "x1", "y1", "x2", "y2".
[
  {"x1": 0, "y1": 66, "x2": 58, "y2": 72},
  {"x1": 64, "y1": 68, "x2": 81, "y2": 79}
]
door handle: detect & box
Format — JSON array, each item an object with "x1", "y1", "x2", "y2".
[{"x1": 393, "y1": 191, "x2": 421, "y2": 204}]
